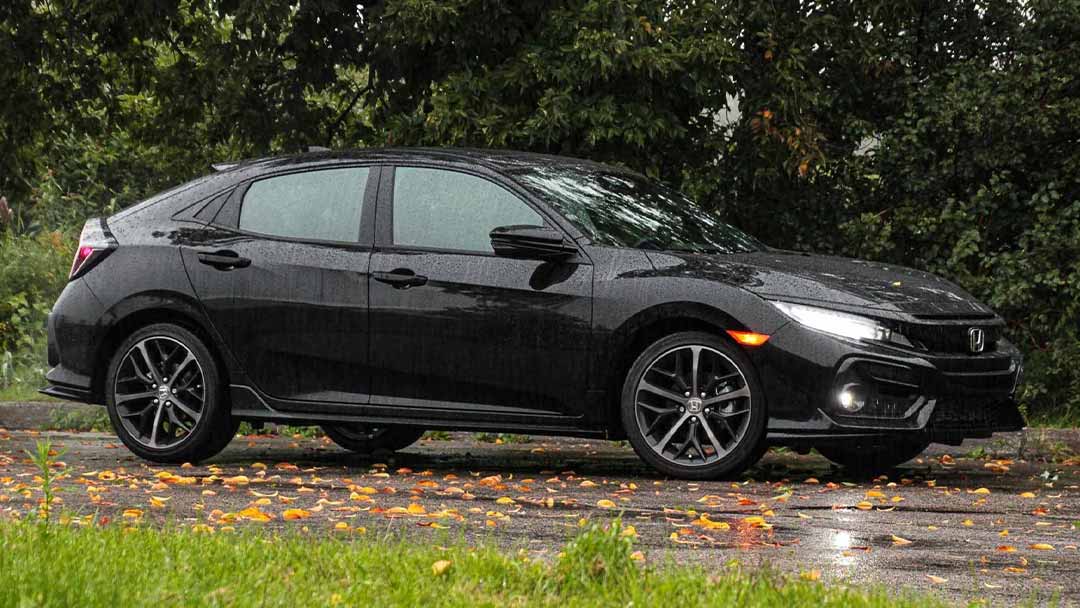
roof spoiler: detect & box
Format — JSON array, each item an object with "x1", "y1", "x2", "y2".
[{"x1": 211, "y1": 162, "x2": 240, "y2": 172}]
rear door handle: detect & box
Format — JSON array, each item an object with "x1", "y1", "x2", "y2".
[
  {"x1": 372, "y1": 269, "x2": 428, "y2": 289},
  {"x1": 197, "y1": 250, "x2": 251, "y2": 270}
]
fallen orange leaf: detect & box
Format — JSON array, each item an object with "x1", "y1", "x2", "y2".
[{"x1": 282, "y1": 508, "x2": 312, "y2": 521}]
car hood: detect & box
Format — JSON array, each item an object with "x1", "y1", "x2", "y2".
[{"x1": 647, "y1": 249, "x2": 994, "y2": 317}]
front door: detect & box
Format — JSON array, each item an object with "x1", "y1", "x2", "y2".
[
  {"x1": 180, "y1": 165, "x2": 376, "y2": 405},
  {"x1": 368, "y1": 166, "x2": 593, "y2": 422}
]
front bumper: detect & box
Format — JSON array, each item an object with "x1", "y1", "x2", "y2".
[{"x1": 759, "y1": 321, "x2": 1025, "y2": 447}]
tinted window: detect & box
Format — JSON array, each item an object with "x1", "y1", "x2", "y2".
[
  {"x1": 509, "y1": 165, "x2": 765, "y2": 254},
  {"x1": 239, "y1": 167, "x2": 369, "y2": 242},
  {"x1": 393, "y1": 167, "x2": 543, "y2": 252}
]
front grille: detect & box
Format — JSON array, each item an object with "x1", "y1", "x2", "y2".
[{"x1": 900, "y1": 321, "x2": 1003, "y2": 354}]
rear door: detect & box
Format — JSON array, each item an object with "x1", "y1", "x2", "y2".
[
  {"x1": 367, "y1": 165, "x2": 593, "y2": 423},
  {"x1": 179, "y1": 165, "x2": 378, "y2": 406}
]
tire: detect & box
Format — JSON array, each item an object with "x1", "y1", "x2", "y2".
[
  {"x1": 817, "y1": 440, "x2": 930, "y2": 476},
  {"x1": 105, "y1": 323, "x2": 236, "y2": 464},
  {"x1": 321, "y1": 424, "x2": 425, "y2": 454},
  {"x1": 620, "y1": 331, "x2": 767, "y2": 480}
]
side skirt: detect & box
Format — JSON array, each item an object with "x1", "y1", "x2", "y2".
[{"x1": 228, "y1": 385, "x2": 609, "y2": 439}]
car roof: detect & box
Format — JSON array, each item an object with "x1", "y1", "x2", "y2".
[{"x1": 225, "y1": 147, "x2": 632, "y2": 176}]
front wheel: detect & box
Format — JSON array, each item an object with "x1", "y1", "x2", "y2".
[
  {"x1": 620, "y1": 331, "x2": 767, "y2": 480},
  {"x1": 321, "y1": 424, "x2": 425, "y2": 454},
  {"x1": 817, "y1": 440, "x2": 930, "y2": 475}
]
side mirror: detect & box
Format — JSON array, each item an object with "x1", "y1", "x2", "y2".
[{"x1": 490, "y1": 225, "x2": 578, "y2": 260}]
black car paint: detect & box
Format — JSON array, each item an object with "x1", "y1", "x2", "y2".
[{"x1": 43, "y1": 148, "x2": 1024, "y2": 447}]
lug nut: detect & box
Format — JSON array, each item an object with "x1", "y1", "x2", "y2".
[
  {"x1": 171, "y1": 389, "x2": 177, "y2": 394},
  {"x1": 700, "y1": 392, "x2": 706, "y2": 398},
  {"x1": 684, "y1": 391, "x2": 691, "y2": 397}
]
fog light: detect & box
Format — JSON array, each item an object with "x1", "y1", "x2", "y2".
[{"x1": 837, "y1": 384, "x2": 866, "y2": 412}]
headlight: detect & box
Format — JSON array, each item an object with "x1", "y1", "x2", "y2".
[{"x1": 770, "y1": 301, "x2": 893, "y2": 342}]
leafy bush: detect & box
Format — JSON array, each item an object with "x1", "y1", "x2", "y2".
[{"x1": 0, "y1": 231, "x2": 71, "y2": 396}]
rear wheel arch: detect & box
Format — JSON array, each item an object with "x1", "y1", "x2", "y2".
[
  {"x1": 601, "y1": 303, "x2": 753, "y2": 435},
  {"x1": 92, "y1": 299, "x2": 229, "y2": 404}
]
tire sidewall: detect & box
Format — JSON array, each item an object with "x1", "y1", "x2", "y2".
[
  {"x1": 620, "y1": 331, "x2": 768, "y2": 480},
  {"x1": 105, "y1": 323, "x2": 227, "y2": 463}
]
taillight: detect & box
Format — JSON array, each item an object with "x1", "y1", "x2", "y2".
[{"x1": 69, "y1": 218, "x2": 118, "y2": 280}]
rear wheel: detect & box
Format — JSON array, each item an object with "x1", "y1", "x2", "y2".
[
  {"x1": 105, "y1": 323, "x2": 236, "y2": 463},
  {"x1": 620, "y1": 331, "x2": 767, "y2": 480},
  {"x1": 817, "y1": 440, "x2": 930, "y2": 475},
  {"x1": 321, "y1": 424, "x2": 425, "y2": 454}
]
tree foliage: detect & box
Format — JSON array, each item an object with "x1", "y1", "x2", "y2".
[{"x1": 0, "y1": 0, "x2": 1077, "y2": 420}]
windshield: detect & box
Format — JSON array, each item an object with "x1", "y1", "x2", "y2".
[{"x1": 509, "y1": 165, "x2": 766, "y2": 254}]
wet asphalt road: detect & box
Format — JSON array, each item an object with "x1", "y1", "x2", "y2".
[{"x1": 1, "y1": 427, "x2": 1077, "y2": 606}]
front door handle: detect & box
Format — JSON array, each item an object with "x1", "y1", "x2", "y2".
[
  {"x1": 197, "y1": 250, "x2": 251, "y2": 270},
  {"x1": 372, "y1": 269, "x2": 428, "y2": 289}
]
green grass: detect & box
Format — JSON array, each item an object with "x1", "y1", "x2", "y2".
[
  {"x1": 472, "y1": 432, "x2": 532, "y2": 444},
  {"x1": 42, "y1": 406, "x2": 111, "y2": 432},
  {"x1": 0, "y1": 521, "x2": 950, "y2": 608},
  {"x1": 0, "y1": 381, "x2": 54, "y2": 402}
]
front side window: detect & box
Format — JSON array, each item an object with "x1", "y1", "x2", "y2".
[
  {"x1": 508, "y1": 165, "x2": 765, "y2": 254},
  {"x1": 239, "y1": 167, "x2": 369, "y2": 242},
  {"x1": 392, "y1": 167, "x2": 544, "y2": 253}
]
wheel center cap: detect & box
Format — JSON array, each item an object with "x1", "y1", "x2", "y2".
[
  {"x1": 686, "y1": 397, "x2": 703, "y2": 413},
  {"x1": 157, "y1": 386, "x2": 171, "y2": 401}
]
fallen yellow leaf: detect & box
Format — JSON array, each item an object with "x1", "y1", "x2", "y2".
[
  {"x1": 800, "y1": 570, "x2": 821, "y2": 581},
  {"x1": 891, "y1": 535, "x2": 913, "y2": 546},
  {"x1": 431, "y1": 560, "x2": 452, "y2": 576},
  {"x1": 926, "y1": 575, "x2": 948, "y2": 584},
  {"x1": 741, "y1": 515, "x2": 772, "y2": 529},
  {"x1": 1029, "y1": 543, "x2": 1055, "y2": 551},
  {"x1": 596, "y1": 499, "x2": 617, "y2": 509}
]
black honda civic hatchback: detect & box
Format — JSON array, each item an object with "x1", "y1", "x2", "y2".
[{"x1": 43, "y1": 148, "x2": 1024, "y2": 479}]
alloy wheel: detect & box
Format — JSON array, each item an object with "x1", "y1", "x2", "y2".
[
  {"x1": 634, "y1": 345, "x2": 752, "y2": 467},
  {"x1": 112, "y1": 336, "x2": 205, "y2": 449}
]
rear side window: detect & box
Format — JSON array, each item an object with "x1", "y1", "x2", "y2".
[
  {"x1": 392, "y1": 167, "x2": 543, "y2": 253},
  {"x1": 239, "y1": 167, "x2": 369, "y2": 242}
]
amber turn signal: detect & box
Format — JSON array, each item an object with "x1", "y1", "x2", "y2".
[{"x1": 726, "y1": 330, "x2": 770, "y2": 346}]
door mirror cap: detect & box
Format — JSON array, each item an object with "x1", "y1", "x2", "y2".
[{"x1": 490, "y1": 225, "x2": 578, "y2": 260}]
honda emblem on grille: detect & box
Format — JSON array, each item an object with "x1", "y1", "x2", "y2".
[{"x1": 968, "y1": 327, "x2": 985, "y2": 353}]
